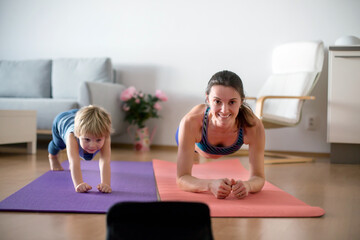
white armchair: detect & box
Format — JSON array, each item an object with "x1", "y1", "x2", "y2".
[{"x1": 247, "y1": 41, "x2": 325, "y2": 163}]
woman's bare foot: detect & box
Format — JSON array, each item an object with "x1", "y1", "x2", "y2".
[{"x1": 49, "y1": 154, "x2": 64, "y2": 171}]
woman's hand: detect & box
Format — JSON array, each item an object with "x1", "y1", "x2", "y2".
[
  {"x1": 209, "y1": 178, "x2": 233, "y2": 199},
  {"x1": 231, "y1": 180, "x2": 250, "y2": 199},
  {"x1": 97, "y1": 183, "x2": 112, "y2": 193},
  {"x1": 76, "y1": 182, "x2": 92, "y2": 193}
]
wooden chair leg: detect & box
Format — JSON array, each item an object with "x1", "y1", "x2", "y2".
[{"x1": 264, "y1": 152, "x2": 314, "y2": 164}]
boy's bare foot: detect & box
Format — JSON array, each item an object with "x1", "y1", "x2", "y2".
[{"x1": 49, "y1": 154, "x2": 64, "y2": 171}]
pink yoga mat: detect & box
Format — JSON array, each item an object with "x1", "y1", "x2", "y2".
[{"x1": 153, "y1": 159, "x2": 325, "y2": 217}]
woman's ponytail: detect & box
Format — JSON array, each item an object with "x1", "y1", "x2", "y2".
[{"x1": 237, "y1": 102, "x2": 255, "y2": 128}]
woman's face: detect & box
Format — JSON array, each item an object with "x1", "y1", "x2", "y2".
[
  {"x1": 79, "y1": 134, "x2": 105, "y2": 153},
  {"x1": 207, "y1": 85, "x2": 242, "y2": 126}
]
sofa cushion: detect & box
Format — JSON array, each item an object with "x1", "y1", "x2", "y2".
[
  {"x1": 0, "y1": 60, "x2": 51, "y2": 98},
  {"x1": 52, "y1": 58, "x2": 113, "y2": 99},
  {"x1": 0, "y1": 98, "x2": 79, "y2": 129}
]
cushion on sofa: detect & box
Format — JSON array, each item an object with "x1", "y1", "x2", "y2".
[
  {"x1": 52, "y1": 58, "x2": 113, "y2": 99},
  {"x1": 0, "y1": 60, "x2": 51, "y2": 98},
  {"x1": 0, "y1": 98, "x2": 79, "y2": 130}
]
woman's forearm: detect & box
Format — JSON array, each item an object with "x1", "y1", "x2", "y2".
[
  {"x1": 245, "y1": 176, "x2": 265, "y2": 193},
  {"x1": 176, "y1": 175, "x2": 212, "y2": 193}
]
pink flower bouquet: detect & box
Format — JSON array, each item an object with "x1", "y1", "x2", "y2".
[{"x1": 120, "y1": 86, "x2": 168, "y2": 128}]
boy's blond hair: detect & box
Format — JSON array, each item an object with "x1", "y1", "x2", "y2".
[{"x1": 74, "y1": 105, "x2": 113, "y2": 138}]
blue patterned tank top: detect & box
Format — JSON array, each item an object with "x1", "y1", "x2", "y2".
[{"x1": 195, "y1": 107, "x2": 244, "y2": 155}]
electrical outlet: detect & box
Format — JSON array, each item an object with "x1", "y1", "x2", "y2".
[{"x1": 306, "y1": 116, "x2": 316, "y2": 130}]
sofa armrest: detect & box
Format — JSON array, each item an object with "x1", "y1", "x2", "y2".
[{"x1": 78, "y1": 81, "x2": 126, "y2": 135}]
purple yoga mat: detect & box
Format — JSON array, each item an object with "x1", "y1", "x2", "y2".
[{"x1": 0, "y1": 161, "x2": 157, "y2": 213}]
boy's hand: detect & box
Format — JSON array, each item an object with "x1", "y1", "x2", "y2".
[
  {"x1": 97, "y1": 183, "x2": 112, "y2": 193},
  {"x1": 76, "y1": 182, "x2": 92, "y2": 193}
]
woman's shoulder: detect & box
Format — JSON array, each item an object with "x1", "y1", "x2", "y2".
[
  {"x1": 185, "y1": 104, "x2": 206, "y2": 119},
  {"x1": 190, "y1": 104, "x2": 207, "y2": 114},
  {"x1": 243, "y1": 117, "x2": 265, "y2": 144},
  {"x1": 244, "y1": 116, "x2": 264, "y2": 130},
  {"x1": 181, "y1": 104, "x2": 206, "y2": 126}
]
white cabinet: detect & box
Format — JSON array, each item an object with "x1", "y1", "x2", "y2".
[
  {"x1": 327, "y1": 46, "x2": 360, "y2": 163},
  {"x1": 328, "y1": 46, "x2": 360, "y2": 144}
]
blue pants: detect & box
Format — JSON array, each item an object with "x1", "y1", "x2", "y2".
[{"x1": 48, "y1": 109, "x2": 77, "y2": 155}]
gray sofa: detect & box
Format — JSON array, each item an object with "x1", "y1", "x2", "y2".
[{"x1": 0, "y1": 58, "x2": 126, "y2": 135}]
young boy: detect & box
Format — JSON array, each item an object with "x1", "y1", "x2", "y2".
[{"x1": 48, "y1": 105, "x2": 113, "y2": 193}]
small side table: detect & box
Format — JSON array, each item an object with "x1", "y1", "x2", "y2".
[{"x1": 0, "y1": 110, "x2": 37, "y2": 154}]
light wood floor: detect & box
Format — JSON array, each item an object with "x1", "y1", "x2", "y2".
[{"x1": 0, "y1": 142, "x2": 359, "y2": 240}]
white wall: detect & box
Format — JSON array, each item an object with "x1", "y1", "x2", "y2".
[{"x1": 1, "y1": 0, "x2": 359, "y2": 153}]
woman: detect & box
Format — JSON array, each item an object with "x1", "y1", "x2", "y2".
[{"x1": 176, "y1": 70, "x2": 265, "y2": 199}]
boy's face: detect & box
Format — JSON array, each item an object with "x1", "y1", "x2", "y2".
[{"x1": 79, "y1": 134, "x2": 105, "y2": 154}]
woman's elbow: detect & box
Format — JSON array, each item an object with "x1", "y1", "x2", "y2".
[
  {"x1": 176, "y1": 175, "x2": 186, "y2": 190},
  {"x1": 249, "y1": 176, "x2": 265, "y2": 193},
  {"x1": 256, "y1": 177, "x2": 266, "y2": 192},
  {"x1": 176, "y1": 174, "x2": 195, "y2": 191}
]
